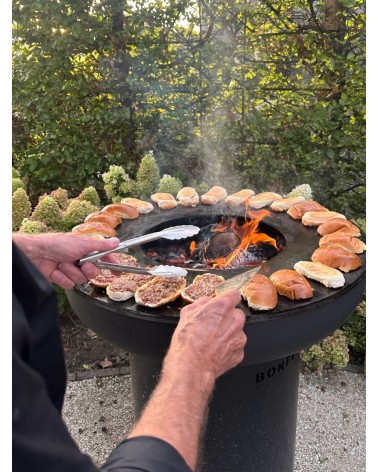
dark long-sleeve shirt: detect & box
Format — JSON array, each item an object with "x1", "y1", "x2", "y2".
[{"x1": 12, "y1": 243, "x2": 191, "y2": 472}]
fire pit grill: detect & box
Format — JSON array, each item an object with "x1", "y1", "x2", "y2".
[{"x1": 66, "y1": 201, "x2": 366, "y2": 472}]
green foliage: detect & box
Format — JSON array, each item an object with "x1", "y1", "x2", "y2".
[
  {"x1": 158, "y1": 174, "x2": 183, "y2": 195},
  {"x1": 50, "y1": 187, "x2": 69, "y2": 210},
  {"x1": 13, "y1": 0, "x2": 365, "y2": 218},
  {"x1": 102, "y1": 165, "x2": 137, "y2": 203},
  {"x1": 77, "y1": 186, "x2": 100, "y2": 207},
  {"x1": 301, "y1": 329, "x2": 349, "y2": 372},
  {"x1": 12, "y1": 178, "x2": 26, "y2": 194},
  {"x1": 30, "y1": 196, "x2": 63, "y2": 230},
  {"x1": 343, "y1": 298, "x2": 366, "y2": 355},
  {"x1": 12, "y1": 167, "x2": 21, "y2": 178},
  {"x1": 195, "y1": 182, "x2": 210, "y2": 195},
  {"x1": 62, "y1": 199, "x2": 98, "y2": 230},
  {"x1": 12, "y1": 188, "x2": 32, "y2": 231},
  {"x1": 136, "y1": 152, "x2": 161, "y2": 199},
  {"x1": 19, "y1": 218, "x2": 49, "y2": 234}
]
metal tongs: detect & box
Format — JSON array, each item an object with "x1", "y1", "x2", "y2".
[{"x1": 77, "y1": 225, "x2": 200, "y2": 278}]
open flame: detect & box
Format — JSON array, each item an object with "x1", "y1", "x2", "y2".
[{"x1": 190, "y1": 209, "x2": 276, "y2": 268}]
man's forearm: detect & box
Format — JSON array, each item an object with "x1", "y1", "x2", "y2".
[
  {"x1": 12, "y1": 233, "x2": 46, "y2": 260},
  {"x1": 127, "y1": 357, "x2": 215, "y2": 471}
]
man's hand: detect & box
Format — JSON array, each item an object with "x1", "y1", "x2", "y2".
[
  {"x1": 13, "y1": 233, "x2": 120, "y2": 289},
  {"x1": 165, "y1": 289, "x2": 247, "y2": 383}
]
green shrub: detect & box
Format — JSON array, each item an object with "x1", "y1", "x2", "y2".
[
  {"x1": 30, "y1": 196, "x2": 63, "y2": 230},
  {"x1": 77, "y1": 186, "x2": 101, "y2": 207},
  {"x1": 195, "y1": 182, "x2": 210, "y2": 195},
  {"x1": 12, "y1": 188, "x2": 32, "y2": 231},
  {"x1": 12, "y1": 178, "x2": 26, "y2": 194},
  {"x1": 102, "y1": 165, "x2": 137, "y2": 203},
  {"x1": 19, "y1": 219, "x2": 49, "y2": 233},
  {"x1": 136, "y1": 151, "x2": 160, "y2": 199},
  {"x1": 12, "y1": 167, "x2": 21, "y2": 178},
  {"x1": 62, "y1": 199, "x2": 99, "y2": 230},
  {"x1": 343, "y1": 298, "x2": 366, "y2": 356},
  {"x1": 300, "y1": 329, "x2": 349, "y2": 372},
  {"x1": 50, "y1": 187, "x2": 70, "y2": 210},
  {"x1": 158, "y1": 174, "x2": 183, "y2": 195}
]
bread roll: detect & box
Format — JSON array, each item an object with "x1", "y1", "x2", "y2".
[
  {"x1": 112, "y1": 252, "x2": 140, "y2": 266},
  {"x1": 135, "y1": 276, "x2": 186, "y2": 307},
  {"x1": 269, "y1": 269, "x2": 313, "y2": 300},
  {"x1": 106, "y1": 274, "x2": 154, "y2": 301},
  {"x1": 121, "y1": 198, "x2": 154, "y2": 214},
  {"x1": 201, "y1": 186, "x2": 228, "y2": 205},
  {"x1": 317, "y1": 218, "x2": 361, "y2": 237},
  {"x1": 294, "y1": 261, "x2": 345, "y2": 288},
  {"x1": 224, "y1": 189, "x2": 255, "y2": 206},
  {"x1": 176, "y1": 187, "x2": 200, "y2": 207},
  {"x1": 247, "y1": 192, "x2": 282, "y2": 209},
  {"x1": 302, "y1": 211, "x2": 346, "y2": 227},
  {"x1": 102, "y1": 203, "x2": 139, "y2": 219},
  {"x1": 311, "y1": 246, "x2": 362, "y2": 273},
  {"x1": 270, "y1": 196, "x2": 305, "y2": 212},
  {"x1": 287, "y1": 201, "x2": 328, "y2": 219},
  {"x1": 71, "y1": 222, "x2": 116, "y2": 238},
  {"x1": 240, "y1": 274, "x2": 278, "y2": 310},
  {"x1": 181, "y1": 273, "x2": 225, "y2": 303},
  {"x1": 318, "y1": 234, "x2": 366, "y2": 254},
  {"x1": 150, "y1": 193, "x2": 179, "y2": 210},
  {"x1": 89, "y1": 270, "x2": 119, "y2": 288},
  {"x1": 84, "y1": 211, "x2": 122, "y2": 228}
]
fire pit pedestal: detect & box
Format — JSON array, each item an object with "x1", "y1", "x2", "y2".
[{"x1": 129, "y1": 351, "x2": 301, "y2": 472}]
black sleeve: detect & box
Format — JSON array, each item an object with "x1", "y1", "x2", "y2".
[
  {"x1": 102, "y1": 436, "x2": 193, "y2": 472},
  {"x1": 12, "y1": 243, "x2": 192, "y2": 472}
]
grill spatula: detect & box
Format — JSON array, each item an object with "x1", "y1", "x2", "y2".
[{"x1": 215, "y1": 265, "x2": 262, "y2": 295}]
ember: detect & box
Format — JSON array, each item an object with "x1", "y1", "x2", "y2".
[{"x1": 145, "y1": 210, "x2": 284, "y2": 269}]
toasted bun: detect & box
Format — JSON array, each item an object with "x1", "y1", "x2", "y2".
[
  {"x1": 71, "y1": 222, "x2": 116, "y2": 238},
  {"x1": 317, "y1": 218, "x2": 361, "y2": 237},
  {"x1": 224, "y1": 189, "x2": 255, "y2": 206},
  {"x1": 84, "y1": 211, "x2": 122, "y2": 228},
  {"x1": 311, "y1": 246, "x2": 362, "y2": 273},
  {"x1": 240, "y1": 274, "x2": 278, "y2": 310},
  {"x1": 270, "y1": 196, "x2": 306, "y2": 212},
  {"x1": 176, "y1": 187, "x2": 200, "y2": 207},
  {"x1": 135, "y1": 276, "x2": 186, "y2": 307},
  {"x1": 201, "y1": 186, "x2": 228, "y2": 205},
  {"x1": 318, "y1": 234, "x2": 366, "y2": 254},
  {"x1": 151, "y1": 193, "x2": 179, "y2": 210},
  {"x1": 112, "y1": 252, "x2": 140, "y2": 266},
  {"x1": 102, "y1": 203, "x2": 139, "y2": 219},
  {"x1": 247, "y1": 192, "x2": 282, "y2": 209},
  {"x1": 89, "y1": 270, "x2": 119, "y2": 288},
  {"x1": 181, "y1": 273, "x2": 225, "y2": 303},
  {"x1": 121, "y1": 198, "x2": 154, "y2": 214},
  {"x1": 287, "y1": 201, "x2": 328, "y2": 219},
  {"x1": 302, "y1": 211, "x2": 346, "y2": 227},
  {"x1": 294, "y1": 261, "x2": 345, "y2": 288},
  {"x1": 269, "y1": 269, "x2": 313, "y2": 300},
  {"x1": 106, "y1": 274, "x2": 154, "y2": 301}
]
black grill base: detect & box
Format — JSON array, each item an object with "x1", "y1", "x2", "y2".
[{"x1": 129, "y1": 352, "x2": 300, "y2": 472}]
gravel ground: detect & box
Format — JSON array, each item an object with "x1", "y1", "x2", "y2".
[{"x1": 63, "y1": 369, "x2": 365, "y2": 471}]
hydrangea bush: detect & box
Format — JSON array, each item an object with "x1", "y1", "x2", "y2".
[{"x1": 158, "y1": 174, "x2": 183, "y2": 195}]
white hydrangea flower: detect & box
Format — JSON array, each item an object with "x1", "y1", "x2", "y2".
[{"x1": 285, "y1": 184, "x2": 312, "y2": 201}]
